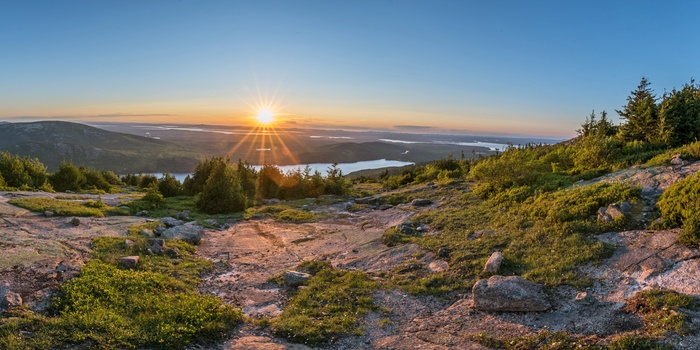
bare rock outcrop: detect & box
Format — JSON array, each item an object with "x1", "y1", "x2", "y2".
[{"x1": 472, "y1": 276, "x2": 551, "y2": 312}]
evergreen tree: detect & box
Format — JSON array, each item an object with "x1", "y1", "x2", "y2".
[
  {"x1": 658, "y1": 80, "x2": 700, "y2": 146},
  {"x1": 50, "y1": 162, "x2": 86, "y2": 192},
  {"x1": 185, "y1": 157, "x2": 225, "y2": 195},
  {"x1": 158, "y1": 173, "x2": 183, "y2": 197},
  {"x1": 255, "y1": 164, "x2": 283, "y2": 199},
  {"x1": 616, "y1": 77, "x2": 660, "y2": 143},
  {"x1": 196, "y1": 162, "x2": 247, "y2": 214},
  {"x1": 236, "y1": 159, "x2": 257, "y2": 199}
]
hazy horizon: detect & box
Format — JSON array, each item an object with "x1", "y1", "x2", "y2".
[{"x1": 2, "y1": 1, "x2": 698, "y2": 138}]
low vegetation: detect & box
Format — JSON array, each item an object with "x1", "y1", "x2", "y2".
[
  {"x1": 625, "y1": 289, "x2": 696, "y2": 336},
  {"x1": 0, "y1": 227, "x2": 241, "y2": 349},
  {"x1": 470, "y1": 331, "x2": 669, "y2": 350},
  {"x1": 655, "y1": 172, "x2": 700, "y2": 246},
  {"x1": 8, "y1": 197, "x2": 127, "y2": 217},
  {"x1": 272, "y1": 261, "x2": 378, "y2": 345}
]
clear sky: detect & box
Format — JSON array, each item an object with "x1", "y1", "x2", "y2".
[{"x1": 1, "y1": 1, "x2": 698, "y2": 138}]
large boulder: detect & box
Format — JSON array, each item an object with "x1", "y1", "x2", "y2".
[
  {"x1": 472, "y1": 276, "x2": 550, "y2": 312},
  {"x1": 162, "y1": 222, "x2": 204, "y2": 244}
]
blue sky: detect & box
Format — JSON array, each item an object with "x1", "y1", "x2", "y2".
[{"x1": 1, "y1": 1, "x2": 698, "y2": 137}]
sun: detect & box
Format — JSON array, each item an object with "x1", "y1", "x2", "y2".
[{"x1": 256, "y1": 109, "x2": 275, "y2": 125}]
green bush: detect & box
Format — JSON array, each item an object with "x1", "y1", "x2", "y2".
[
  {"x1": 0, "y1": 152, "x2": 48, "y2": 189},
  {"x1": 525, "y1": 183, "x2": 640, "y2": 226},
  {"x1": 657, "y1": 172, "x2": 700, "y2": 246},
  {"x1": 158, "y1": 173, "x2": 183, "y2": 197},
  {"x1": 50, "y1": 162, "x2": 86, "y2": 192},
  {"x1": 625, "y1": 289, "x2": 695, "y2": 335}
]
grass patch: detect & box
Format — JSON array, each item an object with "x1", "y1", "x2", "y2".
[
  {"x1": 8, "y1": 197, "x2": 127, "y2": 217},
  {"x1": 272, "y1": 261, "x2": 378, "y2": 345},
  {"x1": 127, "y1": 195, "x2": 242, "y2": 223},
  {"x1": 90, "y1": 235, "x2": 211, "y2": 286},
  {"x1": 0, "y1": 231, "x2": 240, "y2": 349},
  {"x1": 469, "y1": 331, "x2": 669, "y2": 350},
  {"x1": 625, "y1": 289, "x2": 696, "y2": 336},
  {"x1": 246, "y1": 203, "x2": 328, "y2": 223},
  {"x1": 387, "y1": 181, "x2": 639, "y2": 294}
]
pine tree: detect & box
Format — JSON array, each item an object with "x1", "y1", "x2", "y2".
[
  {"x1": 616, "y1": 77, "x2": 660, "y2": 143},
  {"x1": 658, "y1": 79, "x2": 700, "y2": 146},
  {"x1": 195, "y1": 162, "x2": 247, "y2": 214}
]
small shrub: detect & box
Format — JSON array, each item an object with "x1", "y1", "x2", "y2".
[
  {"x1": 625, "y1": 289, "x2": 695, "y2": 335},
  {"x1": 657, "y1": 172, "x2": 700, "y2": 246},
  {"x1": 275, "y1": 209, "x2": 325, "y2": 223}
]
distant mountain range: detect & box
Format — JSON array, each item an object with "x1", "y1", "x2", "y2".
[
  {"x1": 0, "y1": 121, "x2": 514, "y2": 174},
  {"x1": 0, "y1": 121, "x2": 200, "y2": 173}
]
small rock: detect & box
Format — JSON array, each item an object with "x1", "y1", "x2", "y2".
[
  {"x1": 165, "y1": 248, "x2": 180, "y2": 258},
  {"x1": 160, "y1": 217, "x2": 184, "y2": 228},
  {"x1": 44, "y1": 210, "x2": 54, "y2": 217},
  {"x1": 575, "y1": 291, "x2": 595, "y2": 305},
  {"x1": 70, "y1": 217, "x2": 80, "y2": 226},
  {"x1": 483, "y1": 251, "x2": 503, "y2": 274},
  {"x1": 377, "y1": 204, "x2": 393, "y2": 211},
  {"x1": 148, "y1": 238, "x2": 165, "y2": 247},
  {"x1": 124, "y1": 239, "x2": 136, "y2": 248},
  {"x1": 203, "y1": 219, "x2": 219, "y2": 227},
  {"x1": 411, "y1": 199, "x2": 432, "y2": 207},
  {"x1": 0, "y1": 287, "x2": 22, "y2": 308},
  {"x1": 397, "y1": 222, "x2": 415, "y2": 234},
  {"x1": 428, "y1": 260, "x2": 449, "y2": 273},
  {"x1": 598, "y1": 201, "x2": 631, "y2": 223},
  {"x1": 140, "y1": 229, "x2": 155, "y2": 238},
  {"x1": 174, "y1": 211, "x2": 190, "y2": 220},
  {"x1": 119, "y1": 256, "x2": 139, "y2": 269},
  {"x1": 438, "y1": 247, "x2": 451, "y2": 258},
  {"x1": 153, "y1": 226, "x2": 167, "y2": 236},
  {"x1": 472, "y1": 229, "x2": 494, "y2": 238},
  {"x1": 135, "y1": 210, "x2": 149, "y2": 217},
  {"x1": 670, "y1": 154, "x2": 683, "y2": 166},
  {"x1": 161, "y1": 223, "x2": 204, "y2": 244},
  {"x1": 472, "y1": 276, "x2": 551, "y2": 312},
  {"x1": 284, "y1": 270, "x2": 311, "y2": 287}
]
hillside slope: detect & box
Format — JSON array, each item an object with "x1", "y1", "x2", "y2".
[{"x1": 0, "y1": 121, "x2": 200, "y2": 173}]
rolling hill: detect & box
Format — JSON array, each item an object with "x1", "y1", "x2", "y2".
[{"x1": 0, "y1": 121, "x2": 200, "y2": 173}]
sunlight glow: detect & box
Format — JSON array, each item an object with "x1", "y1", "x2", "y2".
[{"x1": 256, "y1": 109, "x2": 275, "y2": 125}]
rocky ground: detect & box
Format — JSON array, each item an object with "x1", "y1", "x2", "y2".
[{"x1": 2, "y1": 163, "x2": 700, "y2": 349}]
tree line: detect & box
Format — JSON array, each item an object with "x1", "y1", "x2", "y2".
[{"x1": 0, "y1": 152, "x2": 348, "y2": 214}]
